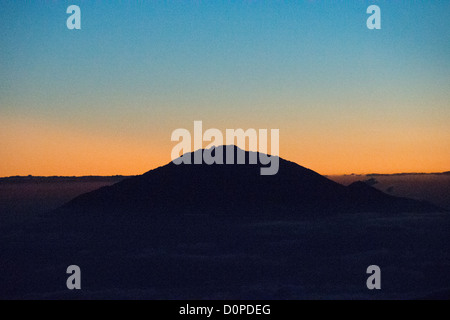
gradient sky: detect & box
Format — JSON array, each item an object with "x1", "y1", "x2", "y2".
[{"x1": 1, "y1": 0, "x2": 449, "y2": 176}]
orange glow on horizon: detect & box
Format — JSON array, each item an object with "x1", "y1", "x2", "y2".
[{"x1": 1, "y1": 117, "x2": 449, "y2": 177}]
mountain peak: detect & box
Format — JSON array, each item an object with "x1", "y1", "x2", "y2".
[{"x1": 60, "y1": 149, "x2": 442, "y2": 216}]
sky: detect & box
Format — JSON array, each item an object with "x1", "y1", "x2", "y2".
[{"x1": 1, "y1": 0, "x2": 449, "y2": 176}]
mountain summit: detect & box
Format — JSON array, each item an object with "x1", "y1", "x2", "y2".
[{"x1": 61, "y1": 145, "x2": 441, "y2": 215}]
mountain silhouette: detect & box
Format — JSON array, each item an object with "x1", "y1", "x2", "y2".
[{"x1": 61, "y1": 145, "x2": 441, "y2": 215}]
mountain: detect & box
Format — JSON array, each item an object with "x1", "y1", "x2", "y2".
[{"x1": 60, "y1": 145, "x2": 442, "y2": 215}]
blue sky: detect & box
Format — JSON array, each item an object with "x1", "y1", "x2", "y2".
[{"x1": 1, "y1": 1, "x2": 449, "y2": 175}]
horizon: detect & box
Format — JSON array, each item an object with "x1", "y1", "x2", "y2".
[
  {"x1": 2, "y1": 170, "x2": 450, "y2": 179},
  {"x1": 1, "y1": 146, "x2": 449, "y2": 181},
  {"x1": 1, "y1": 142, "x2": 450, "y2": 178},
  {"x1": 1, "y1": 1, "x2": 449, "y2": 176}
]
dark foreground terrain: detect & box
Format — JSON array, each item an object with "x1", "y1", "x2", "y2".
[
  {"x1": 1, "y1": 211, "x2": 449, "y2": 299},
  {"x1": 1, "y1": 148, "x2": 449, "y2": 299}
]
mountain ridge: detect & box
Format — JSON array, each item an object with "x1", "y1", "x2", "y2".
[{"x1": 60, "y1": 145, "x2": 443, "y2": 216}]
